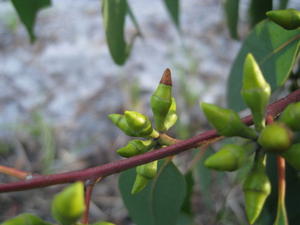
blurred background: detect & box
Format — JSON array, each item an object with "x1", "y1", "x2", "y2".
[{"x1": 0, "y1": 0, "x2": 299, "y2": 224}]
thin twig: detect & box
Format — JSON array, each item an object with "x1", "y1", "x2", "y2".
[
  {"x1": 0, "y1": 89, "x2": 300, "y2": 193},
  {"x1": 0, "y1": 165, "x2": 30, "y2": 180},
  {"x1": 82, "y1": 177, "x2": 101, "y2": 224}
]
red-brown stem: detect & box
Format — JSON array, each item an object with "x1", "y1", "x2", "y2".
[
  {"x1": 0, "y1": 165, "x2": 29, "y2": 180},
  {"x1": 0, "y1": 89, "x2": 300, "y2": 193},
  {"x1": 277, "y1": 156, "x2": 286, "y2": 204},
  {"x1": 82, "y1": 179, "x2": 99, "y2": 224}
]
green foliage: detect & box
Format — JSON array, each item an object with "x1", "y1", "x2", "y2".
[
  {"x1": 224, "y1": 0, "x2": 240, "y2": 39},
  {"x1": 11, "y1": 0, "x2": 51, "y2": 42},
  {"x1": 249, "y1": 0, "x2": 272, "y2": 27},
  {"x1": 119, "y1": 160, "x2": 186, "y2": 225},
  {"x1": 101, "y1": 0, "x2": 130, "y2": 65},
  {"x1": 227, "y1": 20, "x2": 300, "y2": 111},
  {"x1": 163, "y1": 0, "x2": 180, "y2": 29}
]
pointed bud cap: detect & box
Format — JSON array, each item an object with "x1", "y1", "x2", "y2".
[
  {"x1": 280, "y1": 102, "x2": 300, "y2": 131},
  {"x1": 258, "y1": 122, "x2": 293, "y2": 153},
  {"x1": 131, "y1": 174, "x2": 149, "y2": 194},
  {"x1": 204, "y1": 144, "x2": 248, "y2": 171},
  {"x1": 108, "y1": 114, "x2": 136, "y2": 136},
  {"x1": 241, "y1": 53, "x2": 271, "y2": 131},
  {"x1": 117, "y1": 139, "x2": 154, "y2": 158},
  {"x1": 136, "y1": 160, "x2": 158, "y2": 179},
  {"x1": 201, "y1": 102, "x2": 257, "y2": 139},
  {"x1": 267, "y1": 9, "x2": 300, "y2": 30}
]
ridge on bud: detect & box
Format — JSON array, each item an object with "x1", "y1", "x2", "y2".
[
  {"x1": 108, "y1": 114, "x2": 136, "y2": 136},
  {"x1": 243, "y1": 154, "x2": 271, "y2": 224},
  {"x1": 201, "y1": 102, "x2": 257, "y2": 139},
  {"x1": 241, "y1": 53, "x2": 271, "y2": 131}
]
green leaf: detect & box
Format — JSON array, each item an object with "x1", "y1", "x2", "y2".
[
  {"x1": 181, "y1": 171, "x2": 194, "y2": 215},
  {"x1": 102, "y1": 0, "x2": 130, "y2": 65},
  {"x1": 119, "y1": 160, "x2": 186, "y2": 225},
  {"x1": 227, "y1": 20, "x2": 300, "y2": 111},
  {"x1": 11, "y1": 0, "x2": 51, "y2": 42},
  {"x1": 163, "y1": 0, "x2": 180, "y2": 29},
  {"x1": 248, "y1": 0, "x2": 272, "y2": 27},
  {"x1": 224, "y1": 0, "x2": 240, "y2": 39},
  {"x1": 279, "y1": 0, "x2": 289, "y2": 10},
  {"x1": 51, "y1": 182, "x2": 85, "y2": 225},
  {"x1": 1, "y1": 213, "x2": 52, "y2": 225},
  {"x1": 196, "y1": 149, "x2": 213, "y2": 208}
]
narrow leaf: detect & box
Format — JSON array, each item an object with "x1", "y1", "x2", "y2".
[
  {"x1": 224, "y1": 0, "x2": 240, "y2": 39},
  {"x1": 248, "y1": 0, "x2": 272, "y2": 27},
  {"x1": 227, "y1": 20, "x2": 300, "y2": 111},
  {"x1": 279, "y1": 0, "x2": 289, "y2": 10},
  {"x1": 102, "y1": 0, "x2": 130, "y2": 65},
  {"x1": 181, "y1": 171, "x2": 194, "y2": 215},
  {"x1": 163, "y1": 0, "x2": 180, "y2": 29},
  {"x1": 119, "y1": 160, "x2": 186, "y2": 225},
  {"x1": 11, "y1": 0, "x2": 51, "y2": 42}
]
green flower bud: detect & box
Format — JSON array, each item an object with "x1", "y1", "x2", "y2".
[
  {"x1": 258, "y1": 122, "x2": 293, "y2": 153},
  {"x1": 108, "y1": 114, "x2": 136, "y2": 136},
  {"x1": 201, "y1": 102, "x2": 257, "y2": 139},
  {"x1": 116, "y1": 139, "x2": 154, "y2": 157},
  {"x1": 51, "y1": 182, "x2": 85, "y2": 225},
  {"x1": 266, "y1": 9, "x2": 300, "y2": 30},
  {"x1": 124, "y1": 111, "x2": 159, "y2": 138},
  {"x1": 280, "y1": 102, "x2": 300, "y2": 131},
  {"x1": 241, "y1": 53, "x2": 271, "y2": 131},
  {"x1": 91, "y1": 222, "x2": 116, "y2": 225},
  {"x1": 281, "y1": 143, "x2": 300, "y2": 170},
  {"x1": 136, "y1": 160, "x2": 158, "y2": 179},
  {"x1": 2, "y1": 213, "x2": 52, "y2": 225},
  {"x1": 163, "y1": 97, "x2": 178, "y2": 131},
  {"x1": 204, "y1": 144, "x2": 250, "y2": 171},
  {"x1": 151, "y1": 68, "x2": 173, "y2": 131},
  {"x1": 131, "y1": 173, "x2": 149, "y2": 194},
  {"x1": 243, "y1": 154, "x2": 271, "y2": 224}
]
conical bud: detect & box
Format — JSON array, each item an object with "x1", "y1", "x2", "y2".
[
  {"x1": 108, "y1": 114, "x2": 136, "y2": 136},
  {"x1": 136, "y1": 160, "x2": 158, "y2": 179},
  {"x1": 241, "y1": 54, "x2": 271, "y2": 131},
  {"x1": 258, "y1": 122, "x2": 293, "y2": 153},
  {"x1": 201, "y1": 102, "x2": 257, "y2": 139},
  {"x1": 281, "y1": 143, "x2": 300, "y2": 170},
  {"x1": 243, "y1": 154, "x2": 271, "y2": 224},
  {"x1": 280, "y1": 102, "x2": 300, "y2": 131},
  {"x1": 124, "y1": 111, "x2": 158, "y2": 138},
  {"x1": 51, "y1": 182, "x2": 85, "y2": 225},
  {"x1": 267, "y1": 9, "x2": 300, "y2": 30},
  {"x1": 151, "y1": 68, "x2": 173, "y2": 131},
  {"x1": 131, "y1": 173, "x2": 149, "y2": 194},
  {"x1": 116, "y1": 139, "x2": 154, "y2": 158},
  {"x1": 204, "y1": 144, "x2": 250, "y2": 171}
]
